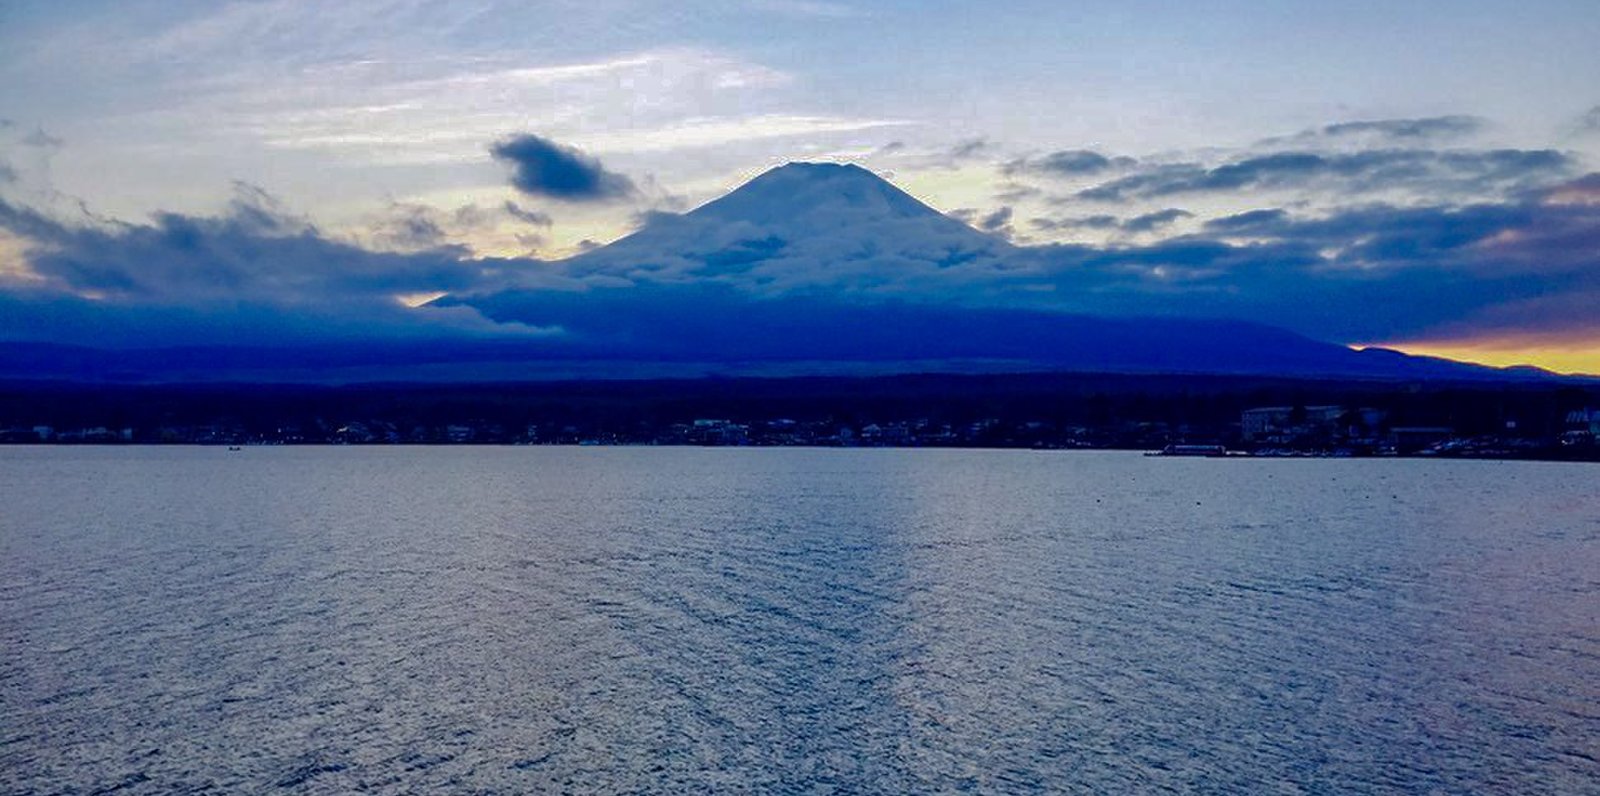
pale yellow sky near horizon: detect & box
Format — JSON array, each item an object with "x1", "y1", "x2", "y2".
[{"x1": 1384, "y1": 339, "x2": 1600, "y2": 377}]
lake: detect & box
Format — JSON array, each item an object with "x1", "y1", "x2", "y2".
[{"x1": 2, "y1": 448, "x2": 1597, "y2": 793}]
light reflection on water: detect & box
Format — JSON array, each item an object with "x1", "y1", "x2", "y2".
[{"x1": 2, "y1": 448, "x2": 1597, "y2": 793}]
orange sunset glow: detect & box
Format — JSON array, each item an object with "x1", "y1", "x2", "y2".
[{"x1": 1382, "y1": 336, "x2": 1600, "y2": 376}]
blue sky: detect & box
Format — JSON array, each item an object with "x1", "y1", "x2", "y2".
[{"x1": 2, "y1": 0, "x2": 1599, "y2": 370}]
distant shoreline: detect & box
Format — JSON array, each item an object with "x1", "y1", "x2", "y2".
[
  {"x1": 4, "y1": 372, "x2": 1596, "y2": 461},
  {"x1": 5, "y1": 441, "x2": 1597, "y2": 464}
]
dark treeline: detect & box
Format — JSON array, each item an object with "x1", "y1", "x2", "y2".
[{"x1": 2, "y1": 373, "x2": 1597, "y2": 454}]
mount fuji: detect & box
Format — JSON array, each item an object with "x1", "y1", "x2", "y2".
[
  {"x1": 445, "y1": 163, "x2": 1529, "y2": 382},
  {"x1": 551, "y1": 161, "x2": 1014, "y2": 286}
]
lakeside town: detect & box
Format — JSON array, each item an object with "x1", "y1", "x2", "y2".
[{"x1": 6, "y1": 400, "x2": 1599, "y2": 461}]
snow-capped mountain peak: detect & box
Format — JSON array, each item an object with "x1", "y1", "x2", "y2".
[{"x1": 559, "y1": 162, "x2": 1010, "y2": 284}]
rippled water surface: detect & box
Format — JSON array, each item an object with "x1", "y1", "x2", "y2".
[{"x1": 2, "y1": 447, "x2": 1598, "y2": 794}]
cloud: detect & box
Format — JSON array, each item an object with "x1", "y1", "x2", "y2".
[
  {"x1": 1194, "y1": 194, "x2": 1599, "y2": 281},
  {"x1": 979, "y1": 206, "x2": 1013, "y2": 232},
  {"x1": 514, "y1": 232, "x2": 547, "y2": 252},
  {"x1": 1121, "y1": 208, "x2": 1193, "y2": 233},
  {"x1": 0, "y1": 184, "x2": 564, "y2": 346},
  {"x1": 1264, "y1": 115, "x2": 1486, "y2": 146},
  {"x1": 490, "y1": 134, "x2": 636, "y2": 202},
  {"x1": 1031, "y1": 209, "x2": 1191, "y2": 234},
  {"x1": 949, "y1": 138, "x2": 991, "y2": 160},
  {"x1": 1031, "y1": 215, "x2": 1119, "y2": 232},
  {"x1": 1323, "y1": 115, "x2": 1484, "y2": 139},
  {"x1": 1203, "y1": 208, "x2": 1289, "y2": 231},
  {"x1": 947, "y1": 206, "x2": 1015, "y2": 238},
  {"x1": 1542, "y1": 172, "x2": 1600, "y2": 205},
  {"x1": 972, "y1": 206, "x2": 1015, "y2": 240},
  {"x1": 1576, "y1": 105, "x2": 1600, "y2": 136},
  {"x1": 0, "y1": 186, "x2": 491, "y2": 301},
  {"x1": 157, "y1": 48, "x2": 809, "y2": 166},
  {"x1": 994, "y1": 183, "x2": 1042, "y2": 203},
  {"x1": 575, "y1": 114, "x2": 906, "y2": 154},
  {"x1": 746, "y1": 0, "x2": 862, "y2": 18},
  {"x1": 21, "y1": 129, "x2": 64, "y2": 149},
  {"x1": 1096, "y1": 187, "x2": 1600, "y2": 341},
  {"x1": 360, "y1": 200, "x2": 554, "y2": 254},
  {"x1": 503, "y1": 201, "x2": 553, "y2": 227},
  {"x1": 987, "y1": 173, "x2": 1599, "y2": 345},
  {"x1": 370, "y1": 203, "x2": 449, "y2": 251},
  {"x1": 1077, "y1": 148, "x2": 1572, "y2": 202},
  {"x1": 1005, "y1": 149, "x2": 1135, "y2": 177}
]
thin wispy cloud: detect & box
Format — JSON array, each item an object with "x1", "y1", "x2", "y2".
[
  {"x1": 575, "y1": 115, "x2": 909, "y2": 155},
  {"x1": 1258, "y1": 115, "x2": 1488, "y2": 148},
  {"x1": 1074, "y1": 149, "x2": 1572, "y2": 202},
  {"x1": 744, "y1": 0, "x2": 863, "y2": 19},
  {"x1": 1575, "y1": 105, "x2": 1600, "y2": 137},
  {"x1": 1004, "y1": 150, "x2": 1136, "y2": 177}
]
